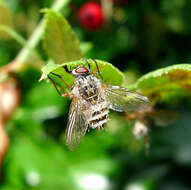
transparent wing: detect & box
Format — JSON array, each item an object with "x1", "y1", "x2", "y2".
[
  {"x1": 66, "y1": 97, "x2": 88, "y2": 150},
  {"x1": 104, "y1": 85, "x2": 150, "y2": 113}
]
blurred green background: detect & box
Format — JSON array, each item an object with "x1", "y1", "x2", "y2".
[{"x1": 1, "y1": 0, "x2": 191, "y2": 189}]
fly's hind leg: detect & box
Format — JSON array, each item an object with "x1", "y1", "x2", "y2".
[{"x1": 97, "y1": 125, "x2": 105, "y2": 131}]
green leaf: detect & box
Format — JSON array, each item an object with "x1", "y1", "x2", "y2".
[
  {"x1": 5, "y1": 135, "x2": 70, "y2": 189},
  {"x1": 131, "y1": 64, "x2": 191, "y2": 103},
  {"x1": 0, "y1": 1, "x2": 13, "y2": 39},
  {"x1": 40, "y1": 59, "x2": 125, "y2": 93},
  {"x1": 5, "y1": 133, "x2": 117, "y2": 189},
  {"x1": 43, "y1": 9, "x2": 82, "y2": 64}
]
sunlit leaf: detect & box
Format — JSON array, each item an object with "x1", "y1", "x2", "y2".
[
  {"x1": 0, "y1": 1, "x2": 13, "y2": 39},
  {"x1": 43, "y1": 9, "x2": 82, "y2": 64},
  {"x1": 40, "y1": 59, "x2": 125, "y2": 93},
  {"x1": 131, "y1": 64, "x2": 191, "y2": 103}
]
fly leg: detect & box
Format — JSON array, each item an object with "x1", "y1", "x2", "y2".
[
  {"x1": 80, "y1": 58, "x2": 91, "y2": 70},
  {"x1": 63, "y1": 65, "x2": 74, "y2": 88},
  {"x1": 90, "y1": 59, "x2": 104, "y2": 81},
  {"x1": 97, "y1": 125, "x2": 105, "y2": 130},
  {"x1": 51, "y1": 72, "x2": 71, "y2": 89},
  {"x1": 48, "y1": 73, "x2": 72, "y2": 98},
  {"x1": 48, "y1": 76, "x2": 63, "y2": 96},
  {"x1": 63, "y1": 65, "x2": 72, "y2": 74},
  {"x1": 83, "y1": 58, "x2": 104, "y2": 81},
  {"x1": 93, "y1": 59, "x2": 104, "y2": 81}
]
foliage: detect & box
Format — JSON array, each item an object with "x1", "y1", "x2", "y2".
[
  {"x1": 0, "y1": 1, "x2": 13, "y2": 39},
  {"x1": 131, "y1": 64, "x2": 191, "y2": 103},
  {"x1": 40, "y1": 59, "x2": 125, "y2": 91},
  {"x1": 43, "y1": 9, "x2": 82, "y2": 64},
  {"x1": 1, "y1": 0, "x2": 191, "y2": 190}
]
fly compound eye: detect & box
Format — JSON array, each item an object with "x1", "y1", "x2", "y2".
[
  {"x1": 75, "y1": 66, "x2": 90, "y2": 74},
  {"x1": 72, "y1": 66, "x2": 90, "y2": 76}
]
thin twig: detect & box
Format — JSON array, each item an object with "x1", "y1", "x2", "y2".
[
  {"x1": 16, "y1": 0, "x2": 70, "y2": 64},
  {"x1": 0, "y1": 0, "x2": 70, "y2": 73}
]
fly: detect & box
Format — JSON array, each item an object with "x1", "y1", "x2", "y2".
[{"x1": 48, "y1": 59, "x2": 150, "y2": 150}]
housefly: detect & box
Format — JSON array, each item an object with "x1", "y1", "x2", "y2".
[{"x1": 48, "y1": 59, "x2": 150, "y2": 150}]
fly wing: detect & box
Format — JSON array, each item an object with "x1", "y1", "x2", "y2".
[
  {"x1": 103, "y1": 85, "x2": 150, "y2": 113},
  {"x1": 66, "y1": 97, "x2": 88, "y2": 150}
]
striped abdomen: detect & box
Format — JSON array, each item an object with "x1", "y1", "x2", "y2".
[
  {"x1": 75, "y1": 75, "x2": 109, "y2": 129},
  {"x1": 88, "y1": 101, "x2": 109, "y2": 130}
]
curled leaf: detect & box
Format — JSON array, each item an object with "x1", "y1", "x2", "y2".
[
  {"x1": 131, "y1": 64, "x2": 191, "y2": 103},
  {"x1": 40, "y1": 59, "x2": 125, "y2": 93}
]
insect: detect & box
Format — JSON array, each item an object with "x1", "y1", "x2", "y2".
[{"x1": 48, "y1": 59, "x2": 150, "y2": 150}]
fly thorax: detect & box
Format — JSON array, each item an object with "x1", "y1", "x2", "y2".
[{"x1": 74, "y1": 75, "x2": 101, "y2": 104}]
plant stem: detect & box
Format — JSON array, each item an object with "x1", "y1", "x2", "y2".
[
  {"x1": 0, "y1": 25, "x2": 26, "y2": 46},
  {"x1": 15, "y1": 0, "x2": 70, "y2": 66}
]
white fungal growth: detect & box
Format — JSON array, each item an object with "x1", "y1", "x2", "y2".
[{"x1": 133, "y1": 120, "x2": 148, "y2": 139}]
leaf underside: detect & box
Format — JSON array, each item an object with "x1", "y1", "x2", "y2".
[{"x1": 40, "y1": 59, "x2": 125, "y2": 93}]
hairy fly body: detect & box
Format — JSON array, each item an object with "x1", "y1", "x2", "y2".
[
  {"x1": 49, "y1": 60, "x2": 150, "y2": 150},
  {"x1": 72, "y1": 73, "x2": 109, "y2": 130}
]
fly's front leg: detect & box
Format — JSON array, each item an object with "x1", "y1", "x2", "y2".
[
  {"x1": 80, "y1": 58, "x2": 91, "y2": 70},
  {"x1": 88, "y1": 59, "x2": 105, "y2": 82},
  {"x1": 63, "y1": 65, "x2": 72, "y2": 74},
  {"x1": 91, "y1": 59, "x2": 104, "y2": 81},
  {"x1": 80, "y1": 58, "x2": 105, "y2": 81},
  {"x1": 50, "y1": 72, "x2": 71, "y2": 89},
  {"x1": 48, "y1": 76, "x2": 62, "y2": 96},
  {"x1": 48, "y1": 73, "x2": 72, "y2": 98}
]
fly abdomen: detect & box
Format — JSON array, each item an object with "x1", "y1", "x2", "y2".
[{"x1": 89, "y1": 107, "x2": 109, "y2": 130}]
